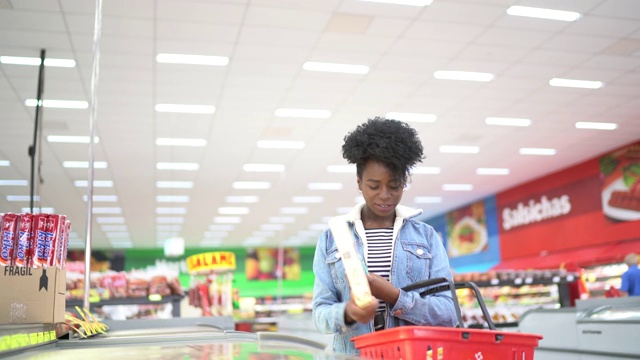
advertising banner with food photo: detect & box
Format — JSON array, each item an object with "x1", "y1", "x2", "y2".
[
  {"x1": 245, "y1": 247, "x2": 301, "y2": 281},
  {"x1": 426, "y1": 197, "x2": 501, "y2": 272},
  {"x1": 497, "y1": 140, "x2": 640, "y2": 262},
  {"x1": 600, "y1": 142, "x2": 640, "y2": 222}
]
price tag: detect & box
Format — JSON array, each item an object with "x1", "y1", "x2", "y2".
[
  {"x1": 89, "y1": 296, "x2": 101, "y2": 303},
  {"x1": 525, "y1": 277, "x2": 533, "y2": 284},
  {"x1": 29, "y1": 332, "x2": 38, "y2": 345},
  {"x1": 490, "y1": 279, "x2": 499, "y2": 285},
  {"x1": 43, "y1": 332, "x2": 50, "y2": 342},
  {"x1": 514, "y1": 278, "x2": 523, "y2": 285},
  {"x1": 148, "y1": 294, "x2": 162, "y2": 302},
  {"x1": 567, "y1": 275, "x2": 575, "y2": 281},
  {"x1": 49, "y1": 330, "x2": 56, "y2": 341},
  {"x1": 0, "y1": 336, "x2": 10, "y2": 351},
  {"x1": 38, "y1": 332, "x2": 44, "y2": 344},
  {"x1": 552, "y1": 276, "x2": 560, "y2": 283}
]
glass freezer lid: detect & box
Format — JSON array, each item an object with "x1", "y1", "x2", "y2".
[{"x1": 581, "y1": 304, "x2": 640, "y2": 321}]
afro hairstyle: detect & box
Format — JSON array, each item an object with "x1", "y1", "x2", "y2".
[{"x1": 342, "y1": 117, "x2": 424, "y2": 184}]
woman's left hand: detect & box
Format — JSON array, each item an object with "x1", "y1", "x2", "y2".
[{"x1": 367, "y1": 273, "x2": 400, "y2": 305}]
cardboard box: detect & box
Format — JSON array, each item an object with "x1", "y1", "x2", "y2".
[{"x1": 0, "y1": 266, "x2": 66, "y2": 324}]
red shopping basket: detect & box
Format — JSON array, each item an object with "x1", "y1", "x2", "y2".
[{"x1": 352, "y1": 278, "x2": 543, "y2": 360}]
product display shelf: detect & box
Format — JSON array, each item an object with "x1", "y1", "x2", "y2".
[
  {"x1": 583, "y1": 263, "x2": 626, "y2": 297},
  {"x1": 66, "y1": 294, "x2": 185, "y2": 318},
  {"x1": 457, "y1": 272, "x2": 578, "y2": 327},
  {"x1": 0, "y1": 323, "x2": 64, "y2": 356}
]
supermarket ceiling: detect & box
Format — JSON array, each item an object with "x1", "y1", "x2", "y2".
[{"x1": 1, "y1": 0, "x2": 640, "y2": 251}]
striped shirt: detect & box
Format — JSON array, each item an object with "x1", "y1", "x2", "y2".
[{"x1": 365, "y1": 227, "x2": 394, "y2": 315}]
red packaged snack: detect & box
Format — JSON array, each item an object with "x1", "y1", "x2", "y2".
[
  {"x1": 45, "y1": 214, "x2": 65, "y2": 268},
  {"x1": 1, "y1": 213, "x2": 18, "y2": 266},
  {"x1": 32, "y1": 213, "x2": 50, "y2": 268},
  {"x1": 57, "y1": 219, "x2": 71, "y2": 269},
  {"x1": 13, "y1": 213, "x2": 34, "y2": 267}
]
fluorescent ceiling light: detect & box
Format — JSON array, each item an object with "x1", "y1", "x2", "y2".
[
  {"x1": 213, "y1": 216, "x2": 242, "y2": 224},
  {"x1": 154, "y1": 104, "x2": 215, "y2": 114},
  {"x1": 520, "y1": 148, "x2": 556, "y2": 156},
  {"x1": 6, "y1": 195, "x2": 39, "y2": 201},
  {"x1": 257, "y1": 140, "x2": 305, "y2": 149},
  {"x1": 225, "y1": 196, "x2": 259, "y2": 203},
  {"x1": 0, "y1": 56, "x2": 76, "y2": 67},
  {"x1": 21, "y1": 207, "x2": 55, "y2": 213},
  {"x1": 303, "y1": 61, "x2": 369, "y2": 74},
  {"x1": 261, "y1": 224, "x2": 285, "y2": 231},
  {"x1": 110, "y1": 241, "x2": 133, "y2": 248},
  {"x1": 232, "y1": 181, "x2": 271, "y2": 190},
  {"x1": 218, "y1": 207, "x2": 250, "y2": 215},
  {"x1": 96, "y1": 217, "x2": 125, "y2": 224},
  {"x1": 280, "y1": 207, "x2": 309, "y2": 215},
  {"x1": 156, "y1": 217, "x2": 185, "y2": 224},
  {"x1": 208, "y1": 225, "x2": 235, "y2": 231},
  {"x1": 156, "y1": 162, "x2": 200, "y2": 171},
  {"x1": 307, "y1": 182, "x2": 343, "y2": 190},
  {"x1": 74, "y1": 180, "x2": 113, "y2": 187},
  {"x1": 412, "y1": 167, "x2": 441, "y2": 175},
  {"x1": 385, "y1": 112, "x2": 437, "y2": 123},
  {"x1": 439, "y1": 145, "x2": 480, "y2": 154},
  {"x1": 414, "y1": 196, "x2": 443, "y2": 204},
  {"x1": 205, "y1": 231, "x2": 228, "y2": 238},
  {"x1": 156, "y1": 195, "x2": 190, "y2": 202},
  {"x1": 48, "y1": 135, "x2": 99, "y2": 143},
  {"x1": 83, "y1": 195, "x2": 118, "y2": 202},
  {"x1": 485, "y1": 117, "x2": 531, "y2": 127},
  {"x1": 156, "y1": 207, "x2": 187, "y2": 214},
  {"x1": 156, "y1": 53, "x2": 229, "y2": 66},
  {"x1": 0, "y1": 180, "x2": 27, "y2": 186},
  {"x1": 357, "y1": 0, "x2": 432, "y2": 6},
  {"x1": 477, "y1": 168, "x2": 510, "y2": 175},
  {"x1": 101, "y1": 225, "x2": 128, "y2": 231},
  {"x1": 0, "y1": 160, "x2": 9, "y2": 166},
  {"x1": 292, "y1": 196, "x2": 324, "y2": 204},
  {"x1": 327, "y1": 165, "x2": 356, "y2": 173},
  {"x1": 158, "y1": 225, "x2": 182, "y2": 231},
  {"x1": 549, "y1": 78, "x2": 603, "y2": 89},
  {"x1": 25, "y1": 99, "x2": 88, "y2": 109},
  {"x1": 309, "y1": 224, "x2": 328, "y2": 231},
  {"x1": 575, "y1": 122, "x2": 618, "y2": 130},
  {"x1": 434, "y1": 71, "x2": 494, "y2": 82},
  {"x1": 200, "y1": 239, "x2": 222, "y2": 246},
  {"x1": 105, "y1": 232, "x2": 129, "y2": 238},
  {"x1": 274, "y1": 108, "x2": 331, "y2": 118},
  {"x1": 63, "y1": 161, "x2": 107, "y2": 169},
  {"x1": 253, "y1": 231, "x2": 275, "y2": 237},
  {"x1": 243, "y1": 237, "x2": 266, "y2": 245},
  {"x1": 243, "y1": 164, "x2": 285, "y2": 172},
  {"x1": 156, "y1": 181, "x2": 194, "y2": 189},
  {"x1": 443, "y1": 184, "x2": 473, "y2": 191},
  {"x1": 506, "y1": 6, "x2": 581, "y2": 21},
  {"x1": 92, "y1": 207, "x2": 122, "y2": 214},
  {"x1": 156, "y1": 138, "x2": 207, "y2": 147},
  {"x1": 268, "y1": 217, "x2": 295, "y2": 224}
]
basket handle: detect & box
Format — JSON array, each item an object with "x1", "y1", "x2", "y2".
[{"x1": 401, "y1": 277, "x2": 496, "y2": 330}]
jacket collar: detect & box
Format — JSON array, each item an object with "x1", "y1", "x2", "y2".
[{"x1": 342, "y1": 202, "x2": 423, "y2": 223}]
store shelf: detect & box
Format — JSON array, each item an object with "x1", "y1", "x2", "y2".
[{"x1": 66, "y1": 295, "x2": 185, "y2": 318}]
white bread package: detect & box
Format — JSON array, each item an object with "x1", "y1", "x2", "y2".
[{"x1": 328, "y1": 217, "x2": 374, "y2": 308}]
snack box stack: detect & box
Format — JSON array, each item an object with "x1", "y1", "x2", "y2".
[{"x1": 0, "y1": 212, "x2": 71, "y2": 270}]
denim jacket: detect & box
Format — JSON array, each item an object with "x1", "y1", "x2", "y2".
[{"x1": 311, "y1": 203, "x2": 458, "y2": 355}]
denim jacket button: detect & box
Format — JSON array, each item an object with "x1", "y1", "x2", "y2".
[
  {"x1": 335, "y1": 253, "x2": 341, "y2": 259},
  {"x1": 416, "y1": 249, "x2": 424, "y2": 255},
  {"x1": 394, "y1": 310, "x2": 402, "y2": 316}
]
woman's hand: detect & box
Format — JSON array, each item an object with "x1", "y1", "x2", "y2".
[
  {"x1": 368, "y1": 273, "x2": 400, "y2": 305},
  {"x1": 344, "y1": 296, "x2": 379, "y2": 325}
]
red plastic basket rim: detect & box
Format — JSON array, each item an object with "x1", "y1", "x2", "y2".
[{"x1": 352, "y1": 325, "x2": 543, "y2": 349}]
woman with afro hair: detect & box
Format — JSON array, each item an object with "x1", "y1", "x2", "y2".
[{"x1": 312, "y1": 117, "x2": 458, "y2": 355}]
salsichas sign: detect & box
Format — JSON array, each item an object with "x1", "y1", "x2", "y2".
[{"x1": 502, "y1": 195, "x2": 572, "y2": 231}]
